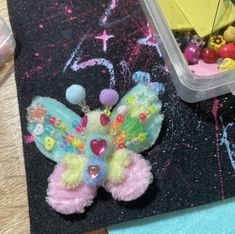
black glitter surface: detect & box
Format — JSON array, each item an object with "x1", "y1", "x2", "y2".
[{"x1": 7, "y1": 0, "x2": 235, "y2": 233}]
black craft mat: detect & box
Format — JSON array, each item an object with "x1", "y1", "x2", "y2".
[{"x1": 7, "y1": 0, "x2": 235, "y2": 233}]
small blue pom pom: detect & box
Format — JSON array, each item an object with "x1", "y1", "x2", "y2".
[{"x1": 66, "y1": 84, "x2": 86, "y2": 105}]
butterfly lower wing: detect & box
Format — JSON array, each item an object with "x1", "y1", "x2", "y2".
[
  {"x1": 104, "y1": 149, "x2": 153, "y2": 201},
  {"x1": 46, "y1": 156, "x2": 97, "y2": 214},
  {"x1": 27, "y1": 96, "x2": 84, "y2": 162},
  {"x1": 110, "y1": 84, "x2": 164, "y2": 153}
]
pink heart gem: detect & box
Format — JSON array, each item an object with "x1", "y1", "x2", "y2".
[
  {"x1": 87, "y1": 165, "x2": 100, "y2": 179},
  {"x1": 90, "y1": 139, "x2": 107, "y2": 157},
  {"x1": 100, "y1": 114, "x2": 110, "y2": 126}
]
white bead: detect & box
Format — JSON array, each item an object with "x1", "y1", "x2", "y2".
[
  {"x1": 33, "y1": 123, "x2": 44, "y2": 136},
  {"x1": 117, "y1": 105, "x2": 128, "y2": 115}
]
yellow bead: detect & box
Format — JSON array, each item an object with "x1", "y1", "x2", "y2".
[
  {"x1": 104, "y1": 108, "x2": 111, "y2": 116},
  {"x1": 72, "y1": 139, "x2": 80, "y2": 147},
  {"x1": 138, "y1": 132, "x2": 147, "y2": 142},
  {"x1": 44, "y1": 136, "x2": 56, "y2": 151},
  {"x1": 55, "y1": 119, "x2": 63, "y2": 128},
  {"x1": 59, "y1": 124, "x2": 67, "y2": 132},
  {"x1": 148, "y1": 106, "x2": 157, "y2": 114},
  {"x1": 219, "y1": 58, "x2": 235, "y2": 72},
  {"x1": 127, "y1": 96, "x2": 135, "y2": 104},
  {"x1": 208, "y1": 35, "x2": 226, "y2": 51}
]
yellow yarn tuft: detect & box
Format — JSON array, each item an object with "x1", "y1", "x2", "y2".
[
  {"x1": 107, "y1": 149, "x2": 132, "y2": 184},
  {"x1": 84, "y1": 111, "x2": 110, "y2": 136},
  {"x1": 62, "y1": 154, "x2": 87, "y2": 188}
]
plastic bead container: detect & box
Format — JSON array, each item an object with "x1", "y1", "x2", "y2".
[
  {"x1": 140, "y1": 0, "x2": 235, "y2": 103},
  {"x1": 0, "y1": 16, "x2": 15, "y2": 66}
]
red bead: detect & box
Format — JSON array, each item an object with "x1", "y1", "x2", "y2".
[
  {"x1": 219, "y1": 43, "x2": 235, "y2": 59},
  {"x1": 139, "y1": 113, "x2": 147, "y2": 121},
  {"x1": 202, "y1": 48, "x2": 218, "y2": 63},
  {"x1": 116, "y1": 114, "x2": 124, "y2": 123},
  {"x1": 49, "y1": 117, "x2": 56, "y2": 125},
  {"x1": 76, "y1": 125, "x2": 84, "y2": 133},
  {"x1": 118, "y1": 143, "x2": 125, "y2": 149}
]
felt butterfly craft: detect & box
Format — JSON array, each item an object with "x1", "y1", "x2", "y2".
[{"x1": 26, "y1": 83, "x2": 163, "y2": 214}]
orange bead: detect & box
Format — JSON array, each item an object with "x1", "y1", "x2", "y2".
[
  {"x1": 112, "y1": 121, "x2": 119, "y2": 130},
  {"x1": 78, "y1": 142, "x2": 85, "y2": 151},
  {"x1": 66, "y1": 135, "x2": 75, "y2": 143},
  {"x1": 116, "y1": 135, "x2": 125, "y2": 145},
  {"x1": 122, "y1": 131, "x2": 128, "y2": 138}
]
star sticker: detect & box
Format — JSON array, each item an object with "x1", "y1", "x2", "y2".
[
  {"x1": 95, "y1": 30, "x2": 114, "y2": 53},
  {"x1": 27, "y1": 103, "x2": 47, "y2": 122}
]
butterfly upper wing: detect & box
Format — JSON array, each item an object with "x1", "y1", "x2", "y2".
[
  {"x1": 27, "y1": 96, "x2": 84, "y2": 162},
  {"x1": 110, "y1": 83, "x2": 164, "y2": 153}
]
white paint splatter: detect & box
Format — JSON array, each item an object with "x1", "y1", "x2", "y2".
[
  {"x1": 63, "y1": 32, "x2": 89, "y2": 73},
  {"x1": 71, "y1": 58, "x2": 116, "y2": 88},
  {"x1": 220, "y1": 118, "x2": 235, "y2": 170}
]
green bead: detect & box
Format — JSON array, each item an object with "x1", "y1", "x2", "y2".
[
  {"x1": 138, "y1": 132, "x2": 147, "y2": 141},
  {"x1": 122, "y1": 115, "x2": 143, "y2": 138},
  {"x1": 127, "y1": 96, "x2": 135, "y2": 104}
]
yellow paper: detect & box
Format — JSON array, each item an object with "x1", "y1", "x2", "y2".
[
  {"x1": 158, "y1": 0, "x2": 192, "y2": 31},
  {"x1": 175, "y1": 0, "x2": 235, "y2": 37}
]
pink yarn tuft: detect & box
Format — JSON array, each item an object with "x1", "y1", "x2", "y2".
[
  {"x1": 46, "y1": 163, "x2": 97, "y2": 215},
  {"x1": 104, "y1": 153, "x2": 153, "y2": 201}
]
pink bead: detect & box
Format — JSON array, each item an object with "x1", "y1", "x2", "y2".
[
  {"x1": 184, "y1": 44, "x2": 201, "y2": 64},
  {"x1": 139, "y1": 113, "x2": 147, "y2": 122},
  {"x1": 219, "y1": 43, "x2": 235, "y2": 60},
  {"x1": 50, "y1": 117, "x2": 56, "y2": 125},
  {"x1": 116, "y1": 114, "x2": 124, "y2": 123},
  {"x1": 76, "y1": 125, "x2": 84, "y2": 133},
  {"x1": 100, "y1": 114, "x2": 110, "y2": 126},
  {"x1": 81, "y1": 115, "x2": 88, "y2": 127}
]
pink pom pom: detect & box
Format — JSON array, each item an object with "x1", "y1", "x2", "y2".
[
  {"x1": 104, "y1": 153, "x2": 153, "y2": 201},
  {"x1": 46, "y1": 163, "x2": 97, "y2": 214},
  {"x1": 99, "y1": 89, "x2": 119, "y2": 106}
]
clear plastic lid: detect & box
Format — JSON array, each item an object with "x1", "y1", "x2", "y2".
[
  {"x1": 0, "y1": 16, "x2": 15, "y2": 65},
  {"x1": 140, "y1": 0, "x2": 235, "y2": 103}
]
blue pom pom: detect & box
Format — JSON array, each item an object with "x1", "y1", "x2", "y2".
[
  {"x1": 132, "y1": 71, "x2": 150, "y2": 85},
  {"x1": 66, "y1": 85, "x2": 86, "y2": 105}
]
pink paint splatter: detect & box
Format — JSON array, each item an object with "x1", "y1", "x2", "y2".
[
  {"x1": 212, "y1": 97, "x2": 225, "y2": 199},
  {"x1": 38, "y1": 24, "x2": 44, "y2": 29},
  {"x1": 22, "y1": 57, "x2": 52, "y2": 79},
  {"x1": 128, "y1": 43, "x2": 142, "y2": 69},
  {"x1": 24, "y1": 135, "x2": 35, "y2": 143},
  {"x1": 71, "y1": 58, "x2": 115, "y2": 88},
  {"x1": 156, "y1": 160, "x2": 172, "y2": 178},
  {"x1": 65, "y1": 6, "x2": 72, "y2": 14},
  {"x1": 95, "y1": 30, "x2": 114, "y2": 53}
]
